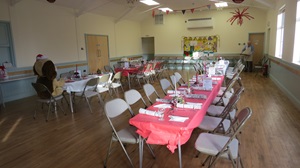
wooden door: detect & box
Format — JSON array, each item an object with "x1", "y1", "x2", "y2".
[
  {"x1": 86, "y1": 35, "x2": 109, "y2": 74},
  {"x1": 249, "y1": 33, "x2": 265, "y2": 65}
]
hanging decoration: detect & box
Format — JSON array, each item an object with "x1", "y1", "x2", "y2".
[
  {"x1": 153, "y1": 3, "x2": 213, "y2": 17},
  {"x1": 182, "y1": 35, "x2": 220, "y2": 57},
  {"x1": 232, "y1": 0, "x2": 244, "y2": 3},
  {"x1": 227, "y1": 7, "x2": 254, "y2": 26}
]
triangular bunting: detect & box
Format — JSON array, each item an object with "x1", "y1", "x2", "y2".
[
  {"x1": 207, "y1": 5, "x2": 211, "y2": 10},
  {"x1": 182, "y1": 10, "x2": 186, "y2": 15},
  {"x1": 152, "y1": 10, "x2": 155, "y2": 18},
  {"x1": 191, "y1": 9, "x2": 195, "y2": 13},
  {"x1": 166, "y1": 10, "x2": 169, "y2": 15}
]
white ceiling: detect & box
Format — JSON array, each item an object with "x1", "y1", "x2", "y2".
[{"x1": 26, "y1": 0, "x2": 278, "y2": 21}]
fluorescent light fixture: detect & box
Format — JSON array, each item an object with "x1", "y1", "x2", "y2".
[
  {"x1": 215, "y1": 2, "x2": 228, "y2": 8},
  {"x1": 140, "y1": 0, "x2": 159, "y2": 6},
  {"x1": 159, "y1": 7, "x2": 173, "y2": 12}
]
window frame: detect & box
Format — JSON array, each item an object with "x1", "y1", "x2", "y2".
[
  {"x1": 293, "y1": 0, "x2": 300, "y2": 64},
  {"x1": 0, "y1": 21, "x2": 16, "y2": 67},
  {"x1": 275, "y1": 5, "x2": 285, "y2": 59}
]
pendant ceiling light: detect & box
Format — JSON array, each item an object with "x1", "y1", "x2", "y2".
[
  {"x1": 232, "y1": 0, "x2": 244, "y2": 3},
  {"x1": 47, "y1": 0, "x2": 56, "y2": 3}
]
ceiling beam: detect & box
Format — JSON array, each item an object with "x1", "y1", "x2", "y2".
[
  {"x1": 115, "y1": 5, "x2": 137, "y2": 23},
  {"x1": 10, "y1": 0, "x2": 23, "y2": 6},
  {"x1": 76, "y1": 0, "x2": 113, "y2": 17},
  {"x1": 255, "y1": 0, "x2": 276, "y2": 9}
]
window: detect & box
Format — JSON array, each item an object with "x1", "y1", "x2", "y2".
[
  {"x1": 293, "y1": 0, "x2": 300, "y2": 64},
  {"x1": 275, "y1": 6, "x2": 285, "y2": 58},
  {"x1": 0, "y1": 21, "x2": 15, "y2": 66}
]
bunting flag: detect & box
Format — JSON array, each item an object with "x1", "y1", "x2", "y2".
[{"x1": 151, "y1": 3, "x2": 214, "y2": 17}]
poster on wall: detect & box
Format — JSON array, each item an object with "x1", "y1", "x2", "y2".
[{"x1": 182, "y1": 35, "x2": 220, "y2": 57}]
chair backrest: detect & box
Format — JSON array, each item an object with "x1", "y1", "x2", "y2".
[
  {"x1": 112, "y1": 71, "x2": 122, "y2": 83},
  {"x1": 99, "y1": 74, "x2": 110, "y2": 83},
  {"x1": 83, "y1": 78, "x2": 99, "y2": 92},
  {"x1": 220, "y1": 94, "x2": 240, "y2": 117},
  {"x1": 174, "y1": 72, "x2": 185, "y2": 84},
  {"x1": 105, "y1": 98, "x2": 134, "y2": 118},
  {"x1": 104, "y1": 65, "x2": 113, "y2": 72},
  {"x1": 159, "y1": 78, "x2": 173, "y2": 95},
  {"x1": 124, "y1": 89, "x2": 147, "y2": 110},
  {"x1": 143, "y1": 83, "x2": 160, "y2": 104},
  {"x1": 32, "y1": 83, "x2": 54, "y2": 99},
  {"x1": 218, "y1": 75, "x2": 238, "y2": 102},
  {"x1": 169, "y1": 75, "x2": 177, "y2": 88}
]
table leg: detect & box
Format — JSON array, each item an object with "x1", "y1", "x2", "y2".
[
  {"x1": 128, "y1": 75, "x2": 131, "y2": 89},
  {"x1": 139, "y1": 135, "x2": 143, "y2": 168},
  {"x1": 178, "y1": 139, "x2": 182, "y2": 168},
  {"x1": 69, "y1": 92, "x2": 74, "y2": 113}
]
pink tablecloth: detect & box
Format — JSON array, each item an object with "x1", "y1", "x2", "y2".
[{"x1": 129, "y1": 75, "x2": 224, "y2": 153}]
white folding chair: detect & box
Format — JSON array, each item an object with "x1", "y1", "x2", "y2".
[
  {"x1": 104, "y1": 98, "x2": 155, "y2": 168},
  {"x1": 199, "y1": 94, "x2": 240, "y2": 134},
  {"x1": 73, "y1": 77, "x2": 101, "y2": 113},
  {"x1": 97, "y1": 74, "x2": 112, "y2": 102},
  {"x1": 159, "y1": 78, "x2": 174, "y2": 95},
  {"x1": 109, "y1": 71, "x2": 124, "y2": 96},
  {"x1": 143, "y1": 83, "x2": 160, "y2": 105},
  {"x1": 212, "y1": 73, "x2": 238, "y2": 106},
  {"x1": 195, "y1": 107, "x2": 252, "y2": 168},
  {"x1": 31, "y1": 83, "x2": 66, "y2": 121}
]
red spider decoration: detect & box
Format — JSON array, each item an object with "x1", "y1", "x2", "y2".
[{"x1": 227, "y1": 7, "x2": 254, "y2": 26}]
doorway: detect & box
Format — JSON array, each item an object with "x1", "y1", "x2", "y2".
[
  {"x1": 142, "y1": 37, "x2": 155, "y2": 61},
  {"x1": 85, "y1": 35, "x2": 109, "y2": 73},
  {"x1": 249, "y1": 33, "x2": 265, "y2": 65}
]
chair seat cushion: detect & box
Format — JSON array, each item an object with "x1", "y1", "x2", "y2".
[
  {"x1": 112, "y1": 126, "x2": 139, "y2": 144},
  {"x1": 195, "y1": 133, "x2": 239, "y2": 159},
  {"x1": 198, "y1": 116, "x2": 230, "y2": 132},
  {"x1": 212, "y1": 97, "x2": 230, "y2": 106},
  {"x1": 207, "y1": 105, "x2": 225, "y2": 116}
]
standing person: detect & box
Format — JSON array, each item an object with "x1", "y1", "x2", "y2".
[{"x1": 240, "y1": 41, "x2": 254, "y2": 72}]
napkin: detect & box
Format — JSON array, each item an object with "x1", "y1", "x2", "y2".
[
  {"x1": 169, "y1": 115, "x2": 189, "y2": 122},
  {"x1": 139, "y1": 108, "x2": 162, "y2": 117},
  {"x1": 212, "y1": 77, "x2": 222, "y2": 80},
  {"x1": 156, "y1": 98, "x2": 171, "y2": 103},
  {"x1": 192, "y1": 86, "x2": 205, "y2": 90},
  {"x1": 167, "y1": 90, "x2": 183, "y2": 94},
  {"x1": 176, "y1": 103, "x2": 201, "y2": 109},
  {"x1": 154, "y1": 104, "x2": 172, "y2": 108},
  {"x1": 185, "y1": 94, "x2": 207, "y2": 99}
]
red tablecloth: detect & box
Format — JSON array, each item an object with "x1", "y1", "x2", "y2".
[
  {"x1": 129, "y1": 76, "x2": 224, "y2": 153},
  {"x1": 114, "y1": 67, "x2": 139, "y2": 77}
]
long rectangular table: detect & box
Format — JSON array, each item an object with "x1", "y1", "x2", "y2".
[{"x1": 129, "y1": 75, "x2": 224, "y2": 168}]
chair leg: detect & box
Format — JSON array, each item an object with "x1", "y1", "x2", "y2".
[
  {"x1": 85, "y1": 97, "x2": 93, "y2": 113},
  {"x1": 145, "y1": 142, "x2": 156, "y2": 159},
  {"x1": 117, "y1": 140, "x2": 134, "y2": 168},
  {"x1": 104, "y1": 137, "x2": 114, "y2": 168},
  {"x1": 46, "y1": 102, "x2": 51, "y2": 122}
]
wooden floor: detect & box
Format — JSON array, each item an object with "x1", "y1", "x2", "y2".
[{"x1": 1, "y1": 70, "x2": 300, "y2": 168}]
